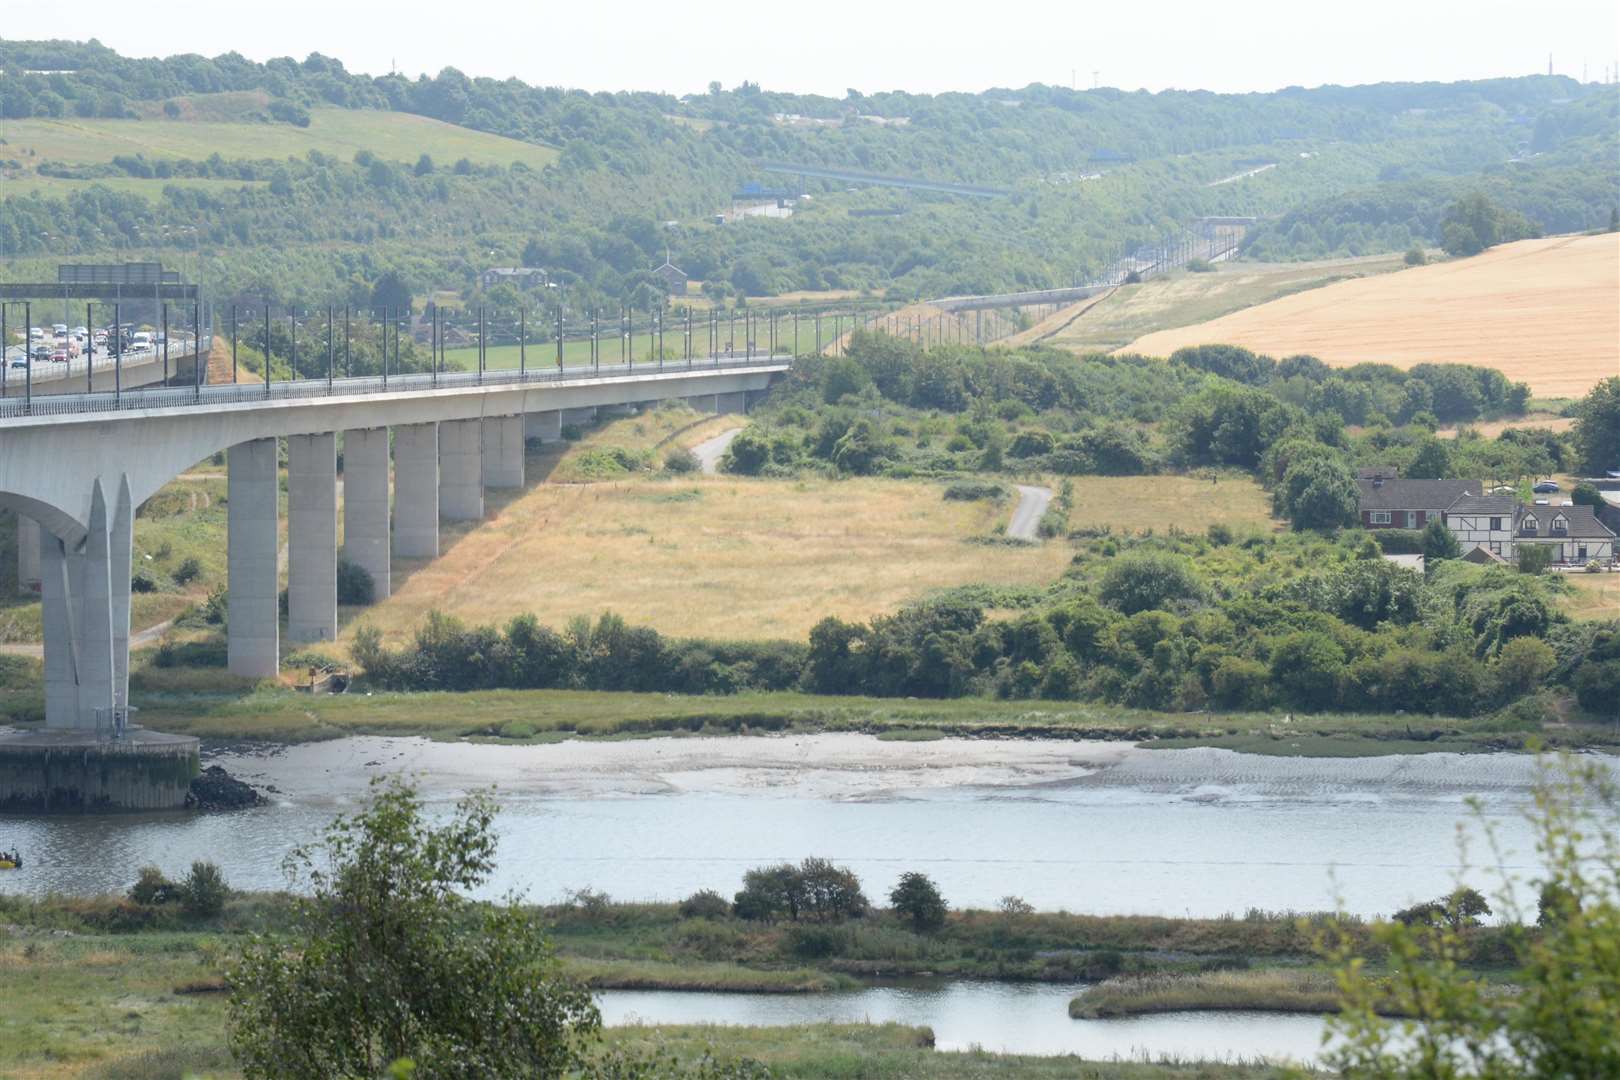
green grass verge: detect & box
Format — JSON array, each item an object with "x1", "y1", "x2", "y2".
[{"x1": 1069, "y1": 970, "x2": 1396, "y2": 1019}]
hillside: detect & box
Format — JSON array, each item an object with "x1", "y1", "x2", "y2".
[{"x1": 1123, "y1": 233, "x2": 1620, "y2": 399}]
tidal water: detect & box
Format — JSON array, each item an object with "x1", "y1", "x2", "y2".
[{"x1": 598, "y1": 981, "x2": 1331, "y2": 1062}]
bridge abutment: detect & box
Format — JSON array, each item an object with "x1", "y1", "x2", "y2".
[
  {"x1": 439, "y1": 419, "x2": 484, "y2": 521},
  {"x1": 287, "y1": 433, "x2": 338, "y2": 643},
  {"x1": 393, "y1": 423, "x2": 440, "y2": 558},
  {"x1": 342, "y1": 427, "x2": 391, "y2": 600},
  {"x1": 227, "y1": 438, "x2": 280, "y2": 679}
]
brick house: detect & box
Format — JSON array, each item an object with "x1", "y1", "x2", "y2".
[{"x1": 1356, "y1": 477, "x2": 1479, "y2": 531}]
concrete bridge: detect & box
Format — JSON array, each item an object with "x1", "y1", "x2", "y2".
[{"x1": 1, "y1": 356, "x2": 786, "y2": 754}]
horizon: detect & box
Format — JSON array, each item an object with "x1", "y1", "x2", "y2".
[{"x1": 5, "y1": 0, "x2": 1618, "y2": 100}]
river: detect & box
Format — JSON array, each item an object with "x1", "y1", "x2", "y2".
[{"x1": 0, "y1": 733, "x2": 1570, "y2": 916}]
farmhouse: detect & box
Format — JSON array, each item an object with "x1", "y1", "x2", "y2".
[
  {"x1": 654, "y1": 257, "x2": 690, "y2": 296},
  {"x1": 480, "y1": 267, "x2": 550, "y2": 290},
  {"x1": 1356, "y1": 477, "x2": 1479, "y2": 531},
  {"x1": 1443, "y1": 493, "x2": 1616, "y2": 566}
]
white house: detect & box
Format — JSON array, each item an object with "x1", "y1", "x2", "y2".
[
  {"x1": 1443, "y1": 494, "x2": 1517, "y2": 560},
  {"x1": 1443, "y1": 493, "x2": 1616, "y2": 566}
]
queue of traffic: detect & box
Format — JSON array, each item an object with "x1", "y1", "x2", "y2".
[{"x1": 5, "y1": 323, "x2": 164, "y2": 372}]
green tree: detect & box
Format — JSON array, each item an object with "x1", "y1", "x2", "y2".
[
  {"x1": 369, "y1": 270, "x2": 412, "y2": 313},
  {"x1": 1571, "y1": 377, "x2": 1620, "y2": 475},
  {"x1": 414, "y1": 153, "x2": 435, "y2": 176},
  {"x1": 1323, "y1": 756, "x2": 1620, "y2": 1078},
  {"x1": 889, "y1": 872, "x2": 948, "y2": 932},
  {"x1": 1406, "y1": 438, "x2": 1451, "y2": 479},
  {"x1": 1281, "y1": 456, "x2": 1359, "y2": 531},
  {"x1": 1098, "y1": 552, "x2": 1205, "y2": 615},
  {"x1": 1421, "y1": 518, "x2": 1462, "y2": 564},
  {"x1": 228, "y1": 778, "x2": 599, "y2": 1079}
]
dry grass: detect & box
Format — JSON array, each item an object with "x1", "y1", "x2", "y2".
[
  {"x1": 1434, "y1": 415, "x2": 1575, "y2": 440},
  {"x1": 1069, "y1": 969, "x2": 1349, "y2": 1019},
  {"x1": 1060, "y1": 473, "x2": 1276, "y2": 534},
  {"x1": 1041, "y1": 252, "x2": 1409, "y2": 354},
  {"x1": 350, "y1": 472, "x2": 1072, "y2": 646},
  {"x1": 1124, "y1": 234, "x2": 1620, "y2": 398},
  {"x1": 1561, "y1": 571, "x2": 1620, "y2": 621}
]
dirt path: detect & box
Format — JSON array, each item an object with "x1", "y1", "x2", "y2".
[
  {"x1": 0, "y1": 618, "x2": 174, "y2": 658},
  {"x1": 1007, "y1": 484, "x2": 1052, "y2": 541},
  {"x1": 690, "y1": 427, "x2": 743, "y2": 475}
]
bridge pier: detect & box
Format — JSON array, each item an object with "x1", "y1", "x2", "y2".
[
  {"x1": 481, "y1": 415, "x2": 525, "y2": 489},
  {"x1": 38, "y1": 477, "x2": 130, "y2": 729},
  {"x1": 686, "y1": 395, "x2": 719, "y2": 414},
  {"x1": 393, "y1": 423, "x2": 439, "y2": 558},
  {"x1": 342, "y1": 428, "x2": 391, "y2": 600},
  {"x1": 227, "y1": 438, "x2": 280, "y2": 679},
  {"x1": 16, "y1": 514, "x2": 40, "y2": 595},
  {"x1": 715, "y1": 391, "x2": 749, "y2": 414},
  {"x1": 439, "y1": 419, "x2": 484, "y2": 521},
  {"x1": 286, "y1": 434, "x2": 338, "y2": 642},
  {"x1": 524, "y1": 410, "x2": 561, "y2": 443}
]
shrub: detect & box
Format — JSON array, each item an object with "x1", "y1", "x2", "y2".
[
  {"x1": 336, "y1": 559, "x2": 375, "y2": 606},
  {"x1": 181, "y1": 861, "x2": 228, "y2": 918},
  {"x1": 128, "y1": 866, "x2": 179, "y2": 905},
  {"x1": 1186, "y1": 257, "x2": 1214, "y2": 272},
  {"x1": 734, "y1": 858, "x2": 867, "y2": 922},
  {"x1": 678, "y1": 889, "x2": 732, "y2": 920},
  {"x1": 172, "y1": 557, "x2": 203, "y2": 586},
  {"x1": 889, "y1": 872, "x2": 948, "y2": 932},
  {"x1": 998, "y1": 895, "x2": 1034, "y2": 916},
  {"x1": 1098, "y1": 552, "x2": 1205, "y2": 614},
  {"x1": 1517, "y1": 545, "x2": 1552, "y2": 575},
  {"x1": 1404, "y1": 246, "x2": 1428, "y2": 266},
  {"x1": 663, "y1": 447, "x2": 700, "y2": 473},
  {"x1": 559, "y1": 424, "x2": 584, "y2": 441},
  {"x1": 942, "y1": 481, "x2": 1006, "y2": 502},
  {"x1": 130, "y1": 571, "x2": 157, "y2": 594}
]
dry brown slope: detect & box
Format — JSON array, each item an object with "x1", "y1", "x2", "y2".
[{"x1": 1123, "y1": 234, "x2": 1620, "y2": 398}]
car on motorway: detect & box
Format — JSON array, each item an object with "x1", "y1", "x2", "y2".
[
  {"x1": 5, "y1": 346, "x2": 27, "y2": 370},
  {"x1": 1532, "y1": 480, "x2": 1561, "y2": 494},
  {"x1": 50, "y1": 347, "x2": 69, "y2": 363}
]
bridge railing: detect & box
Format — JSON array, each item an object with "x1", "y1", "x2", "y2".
[{"x1": 0, "y1": 352, "x2": 789, "y2": 421}]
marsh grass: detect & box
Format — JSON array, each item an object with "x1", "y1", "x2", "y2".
[{"x1": 1069, "y1": 970, "x2": 1353, "y2": 1019}]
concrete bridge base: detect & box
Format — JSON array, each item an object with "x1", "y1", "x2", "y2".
[
  {"x1": 0, "y1": 728, "x2": 199, "y2": 812},
  {"x1": 15, "y1": 514, "x2": 40, "y2": 595},
  {"x1": 524, "y1": 410, "x2": 561, "y2": 442}
]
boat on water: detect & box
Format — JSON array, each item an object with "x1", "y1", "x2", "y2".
[{"x1": 0, "y1": 850, "x2": 21, "y2": 870}]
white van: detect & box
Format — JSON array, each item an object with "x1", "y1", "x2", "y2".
[{"x1": 131, "y1": 332, "x2": 154, "y2": 350}]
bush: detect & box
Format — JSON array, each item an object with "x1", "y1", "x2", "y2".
[
  {"x1": 734, "y1": 858, "x2": 868, "y2": 923},
  {"x1": 664, "y1": 447, "x2": 700, "y2": 473},
  {"x1": 180, "y1": 861, "x2": 229, "y2": 918},
  {"x1": 678, "y1": 889, "x2": 732, "y2": 920},
  {"x1": 128, "y1": 866, "x2": 179, "y2": 905},
  {"x1": 336, "y1": 559, "x2": 375, "y2": 606},
  {"x1": 1098, "y1": 551, "x2": 1204, "y2": 614},
  {"x1": 889, "y1": 872, "x2": 948, "y2": 932},
  {"x1": 1404, "y1": 246, "x2": 1428, "y2": 266},
  {"x1": 1517, "y1": 545, "x2": 1552, "y2": 575},
  {"x1": 559, "y1": 424, "x2": 584, "y2": 441},
  {"x1": 942, "y1": 481, "x2": 1006, "y2": 501},
  {"x1": 130, "y1": 571, "x2": 157, "y2": 594},
  {"x1": 1185, "y1": 257, "x2": 1214, "y2": 272},
  {"x1": 172, "y1": 557, "x2": 203, "y2": 586}
]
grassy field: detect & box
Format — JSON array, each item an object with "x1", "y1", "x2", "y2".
[
  {"x1": 1056, "y1": 473, "x2": 1276, "y2": 534},
  {"x1": 349, "y1": 413, "x2": 1075, "y2": 643},
  {"x1": 1561, "y1": 571, "x2": 1620, "y2": 621},
  {"x1": 1, "y1": 106, "x2": 558, "y2": 172},
  {"x1": 1035, "y1": 252, "x2": 1409, "y2": 354},
  {"x1": 1125, "y1": 234, "x2": 1620, "y2": 398}
]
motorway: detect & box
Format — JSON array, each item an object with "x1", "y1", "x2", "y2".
[{"x1": 3, "y1": 333, "x2": 203, "y2": 396}]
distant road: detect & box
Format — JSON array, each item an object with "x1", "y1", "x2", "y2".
[{"x1": 1008, "y1": 484, "x2": 1052, "y2": 541}]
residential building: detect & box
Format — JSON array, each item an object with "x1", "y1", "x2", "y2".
[
  {"x1": 1356, "y1": 477, "x2": 1479, "y2": 531},
  {"x1": 480, "y1": 267, "x2": 549, "y2": 290},
  {"x1": 1512, "y1": 503, "x2": 1615, "y2": 565},
  {"x1": 653, "y1": 257, "x2": 689, "y2": 296},
  {"x1": 1444, "y1": 494, "x2": 1518, "y2": 559}
]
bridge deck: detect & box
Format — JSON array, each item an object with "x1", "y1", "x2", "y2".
[{"x1": 0, "y1": 353, "x2": 790, "y2": 423}]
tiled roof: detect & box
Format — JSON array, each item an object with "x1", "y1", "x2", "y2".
[
  {"x1": 1516, "y1": 504, "x2": 1617, "y2": 540},
  {"x1": 1447, "y1": 493, "x2": 1517, "y2": 516},
  {"x1": 1357, "y1": 479, "x2": 1478, "y2": 512}
]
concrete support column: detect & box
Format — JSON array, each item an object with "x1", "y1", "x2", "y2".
[
  {"x1": 342, "y1": 428, "x2": 391, "y2": 600},
  {"x1": 715, "y1": 391, "x2": 748, "y2": 415},
  {"x1": 16, "y1": 515, "x2": 40, "y2": 596},
  {"x1": 393, "y1": 423, "x2": 440, "y2": 558},
  {"x1": 77, "y1": 480, "x2": 116, "y2": 728},
  {"x1": 439, "y1": 419, "x2": 484, "y2": 521},
  {"x1": 40, "y1": 530, "x2": 84, "y2": 727},
  {"x1": 481, "y1": 415, "x2": 525, "y2": 490},
  {"x1": 524, "y1": 410, "x2": 561, "y2": 443},
  {"x1": 685, "y1": 394, "x2": 720, "y2": 414},
  {"x1": 286, "y1": 433, "x2": 338, "y2": 643},
  {"x1": 111, "y1": 477, "x2": 133, "y2": 712},
  {"x1": 227, "y1": 438, "x2": 280, "y2": 679},
  {"x1": 561, "y1": 407, "x2": 597, "y2": 428}
]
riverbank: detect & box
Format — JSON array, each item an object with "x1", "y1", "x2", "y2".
[
  {"x1": 19, "y1": 678, "x2": 1608, "y2": 756},
  {"x1": 1070, "y1": 971, "x2": 1367, "y2": 1019}
]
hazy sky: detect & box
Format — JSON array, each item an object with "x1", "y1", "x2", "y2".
[{"x1": 8, "y1": 0, "x2": 1618, "y2": 97}]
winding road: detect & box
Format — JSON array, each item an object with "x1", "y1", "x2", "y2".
[
  {"x1": 1007, "y1": 484, "x2": 1052, "y2": 541},
  {"x1": 689, "y1": 426, "x2": 744, "y2": 475}
]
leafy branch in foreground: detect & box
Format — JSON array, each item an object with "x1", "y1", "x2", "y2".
[{"x1": 1315, "y1": 754, "x2": 1620, "y2": 1078}]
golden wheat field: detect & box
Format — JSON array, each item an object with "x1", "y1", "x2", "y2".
[{"x1": 1124, "y1": 234, "x2": 1620, "y2": 398}]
